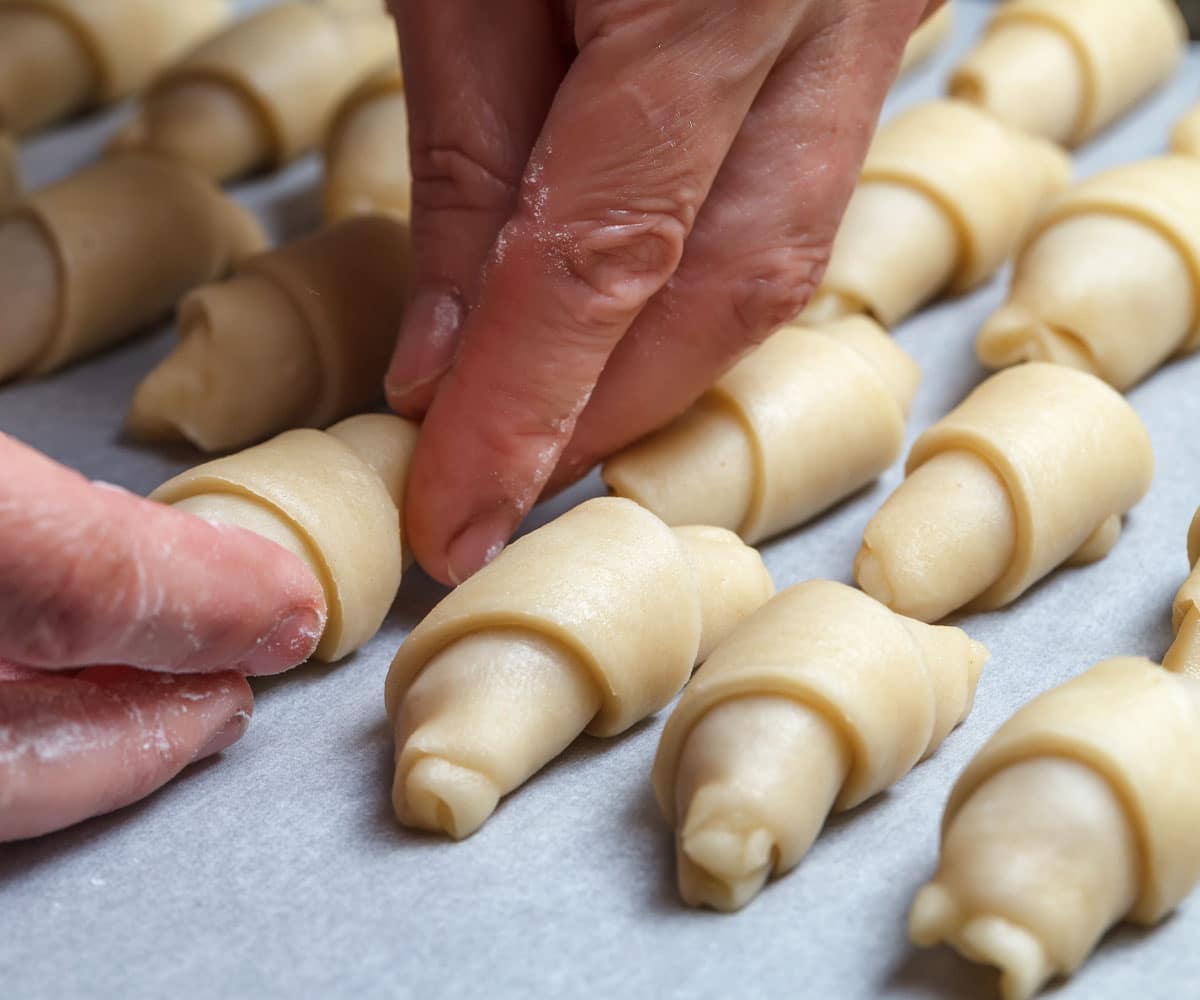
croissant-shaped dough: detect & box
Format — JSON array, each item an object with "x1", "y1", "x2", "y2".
[
  {"x1": 910, "y1": 657, "x2": 1200, "y2": 1000},
  {"x1": 1164, "y1": 507, "x2": 1200, "y2": 677},
  {"x1": 977, "y1": 157, "x2": 1200, "y2": 390},
  {"x1": 803, "y1": 100, "x2": 1070, "y2": 327},
  {"x1": 128, "y1": 215, "x2": 411, "y2": 453},
  {"x1": 602, "y1": 316, "x2": 919, "y2": 544},
  {"x1": 113, "y1": 2, "x2": 397, "y2": 182},
  {"x1": 151, "y1": 413, "x2": 417, "y2": 663},
  {"x1": 653, "y1": 580, "x2": 987, "y2": 912},
  {"x1": 898, "y1": 2, "x2": 954, "y2": 77},
  {"x1": 385, "y1": 497, "x2": 775, "y2": 840},
  {"x1": 1172, "y1": 105, "x2": 1200, "y2": 158},
  {"x1": 0, "y1": 132, "x2": 18, "y2": 211},
  {"x1": 948, "y1": 0, "x2": 1184, "y2": 147},
  {"x1": 0, "y1": 154, "x2": 264, "y2": 384},
  {"x1": 323, "y1": 69, "x2": 409, "y2": 223},
  {"x1": 0, "y1": 0, "x2": 229, "y2": 135},
  {"x1": 855, "y1": 363, "x2": 1153, "y2": 622}
]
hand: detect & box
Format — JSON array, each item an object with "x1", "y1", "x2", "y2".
[
  {"x1": 0, "y1": 434, "x2": 326, "y2": 842},
  {"x1": 386, "y1": 0, "x2": 940, "y2": 585}
]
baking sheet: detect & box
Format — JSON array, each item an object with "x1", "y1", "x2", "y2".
[{"x1": 4, "y1": 4, "x2": 1200, "y2": 997}]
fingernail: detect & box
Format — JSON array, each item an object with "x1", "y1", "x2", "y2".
[
  {"x1": 197, "y1": 708, "x2": 251, "y2": 760},
  {"x1": 446, "y1": 512, "x2": 512, "y2": 586},
  {"x1": 385, "y1": 287, "x2": 467, "y2": 405},
  {"x1": 239, "y1": 608, "x2": 325, "y2": 676}
]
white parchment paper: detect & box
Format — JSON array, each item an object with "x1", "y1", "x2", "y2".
[{"x1": 3, "y1": 4, "x2": 1200, "y2": 998}]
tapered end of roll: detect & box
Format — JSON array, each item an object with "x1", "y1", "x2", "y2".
[
  {"x1": 602, "y1": 398, "x2": 756, "y2": 537},
  {"x1": 1171, "y1": 109, "x2": 1200, "y2": 158},
  {"x1": 976, "y1": 304, "x2": 1097, "y2": 377},
  {"x1": 854, "y1": 543, "x2": 894, "y2": 609},
  {"x1": 799, "y1": 289, "x2": 863, "y2": 326},
  {"x1": 1164, "y1": 605, "x2": 1200, "y2": 678},
  {"x1": 911, "y1": 887, "x2": 1054, "y2": 1000},
  {"x1": 327, "y1": 414, "x2": 421, "y2": 512},
  {"x1": 672, "y1": 525, "x2": 774, "y2": 663},
  {"x1": 395, "y1": 755, "x2": 501, "y2": 841},
  {"x1": 678, "y1": 791, "x2": 776, "y2": 912},
  {"x1": 0, "y1": 214, "x2": 59, "y2": 383},
  {"x1": 110, "y1": 82, "x2": 270, "y2": 183}
]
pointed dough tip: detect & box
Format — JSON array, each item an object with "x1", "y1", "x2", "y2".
[
  {"x1": 397, "y1": 755, "x2": 500, "y2": 841},
  {"x1": 960, "y1": 915, "x2": 1054, "y2": 1000},
  {"x1": 908, "y1": 882, "x2": 961, "y2": 947}
]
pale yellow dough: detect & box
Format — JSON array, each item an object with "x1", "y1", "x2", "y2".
[
  {"x1": 0, "y1": 154, "x2": 264, "y2": 384},
  {"x1": 128, "y1": 214, "x2": 411, "y2": 453},
  {"x1": 323, "y1": 69, "x2": 410, "y2": 223},
  {"x1": 949, "y1": 0, "x2": 1184, "y2": 146},
  {"x1": 1172, "y1": 105, "x2": 1200, "y2": 158},
  {"x1": 910, "y1": 657, "x2": 1200, "y2": 1000},
  {"x1": 899, "y1": 2, "x2": 954, "y2": 77},
  {"x1": 602, "y1": 316, "x2": 919, "y2": 544},
  {"x1": 0, "y1": 0, "x2": 229, "y2": 135},
  {"x1": 1164, "y1": 507, "x2": 1200, "y2": 677},
  {"x1": 855, "y1": 363, "x2": 1153, "y2": 622},
  {"x1": 977, "y1": 156, "x2": 1200, "y2": 390},
  {"x1": 151, "y1": 414, "x2": 417, "y2": 663},
  {"x1": 113, "y1": 2, "x2": 398, "y2": 181},
  {"x1": 385, "y1": 497, "x2": 774, "y2": 840},
  {"x1": 803, "y1": 100, "x2": 1070, "y2": 327},
  {"x1": 653, "y1": 580, "x2": 987, "y2": 912},
  {"x1": 0, "y1": 132, "x2": 18, "y2": 211}
]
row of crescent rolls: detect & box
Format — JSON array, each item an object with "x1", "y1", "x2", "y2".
[
  {"x1": 976, "y1": 156, "x2": 1200, "y2": 391},
  {"x1": 128, "y1": 213, "x2": 413, "y2": 453},
  {"x1": 0, "y1": 0, "x2": 230, "y2": 135},
  {"x1": 602, "y1": 316, "x2": 919, "y2": 545},
  {"x1": 948, "y1": 0, "x2": 1185, "y2": 147},
  {"x1": 0, "y1": 153, "x2": 265, "y2": 385},
  {"x1": 151, "y1": 411, "x2": 420, "y2": 664},
  {"x1": 653, "y1": 580, "x2": 987, "y2": 912},
  {"x1": 910, "y1": 657, "x2": 1200, "y2": 1000},
  {"x1": 113, "y1": 1, "x2": 399, "y2": 183},
  {"x1": 802, "y1": 100, "x2": 1072, "y2": 328},
  {"x1": 384, "y1": 497, "x2": 775, "y2": 841}
]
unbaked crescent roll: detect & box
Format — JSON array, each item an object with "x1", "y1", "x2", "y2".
[
  {"x1": 128, "y1": 215, "x2": 411, "y2": 453},
  {"x1": 653, "y1": 580, "x2": 987, "y2": 912},
  {"x1": 323, "y1": 69, "x2": 409, "y2": 223},
  {"x1": 1164, "y1": 506, "x2": 1200, "y2": 677},
  {"x1": 803, "y1": 100, "x2": 1071, "y2": 327},
  {"x1": 602, "y1": 316, "x2": 919, "y2": 544},
  {"x1": 948, "y1": 0, "x2": 1184, "y2": 147},
  {"x1": 385, "y1": 497, "x2": 775, "y2": 840},
  {"x1": 976, "y1": 156, "x2": 1200, "y2": 391},
  {"x1": 0, "y1": 0, "x2": 230, "y2": 135},
  {"x1": 151, "y1": 413, "x2": 418, "y2": 663},
  {"x1": 855, "y1": 363, "x2": 1153, "y2": 623},
  {"x1": 0, "y1": 154, "x2": 264, "y2": 385},
  {"x1": 113, "y1": 2, "x2": 398, "y2": 182},
  {"x1": 910, "y1": 657, "x2": 1200, "y2": 1000},
  {"x1": 1172, "y1": 105, "x2": 1200, "y2": 158},
  {"x1": 0, "y1": 132, "x2": 18, "y2": 211},
  {"x1": 898, "y1": 2, "x2": 954, "y2": 77}
]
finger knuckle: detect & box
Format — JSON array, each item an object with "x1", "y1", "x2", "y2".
[
  {"x1": 411, "y1": 141, "x2": 520, "y2": 217},
  {"x1": 727, "y1": 241, "x2": 831, "y2": 336}
]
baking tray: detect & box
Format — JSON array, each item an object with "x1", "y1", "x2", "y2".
[{"x1": 3, "y1": 3, "x2": 1200, "y2": 997}]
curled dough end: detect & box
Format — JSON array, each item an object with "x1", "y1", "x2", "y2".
[{"x1": 396, "y1": 756, "x2": 502, "y2": 842}]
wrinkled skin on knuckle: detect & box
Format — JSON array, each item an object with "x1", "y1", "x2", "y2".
[
  {"x1": 728, "y1": 240, "x2": 832, "y2": 334},
  {"x1": 411, "y1": 140, "x2": 520, "y2": 218}
]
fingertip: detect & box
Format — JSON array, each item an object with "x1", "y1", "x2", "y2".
[{"x1": 385, "y1": 285, "x2": 466, "y2": 417}]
